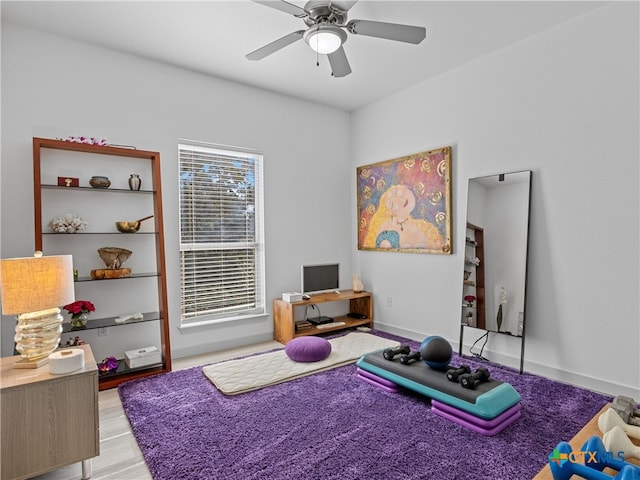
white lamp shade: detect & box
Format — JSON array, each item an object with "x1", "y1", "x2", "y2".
[{"x1": 0, "y1": 254, "x2": 75, "y2": 314}]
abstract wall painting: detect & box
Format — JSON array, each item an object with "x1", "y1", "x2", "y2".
[{"x1": 357, "y1": 146, "x2": 452, "y2": 254}]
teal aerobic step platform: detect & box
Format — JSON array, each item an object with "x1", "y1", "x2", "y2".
[{"x1": 357, "y1": 352, "x2": 521, "y2": 419}]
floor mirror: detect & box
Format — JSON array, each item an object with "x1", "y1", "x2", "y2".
[{"x1": 459, "y1": 170, "x2": 531, "y2": 373}]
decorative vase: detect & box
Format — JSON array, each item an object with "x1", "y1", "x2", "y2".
[
  {"x1": 128, "y1": 174, "x2": 141, "y2": 191},
  {"x1": 89, "y1": 176, "x2": 111, "y2": 188},
  {"x1": 70, "y1": 312, "x2": 89, "y2": 328}
]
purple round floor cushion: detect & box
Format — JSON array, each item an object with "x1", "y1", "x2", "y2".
[{"x1": 285, "y1": 336, "x2": 332, "y2": 362}]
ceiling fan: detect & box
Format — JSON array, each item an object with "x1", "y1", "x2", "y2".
[{"x1": 246, "y1": 0, "x2": 426, "y2": 77}]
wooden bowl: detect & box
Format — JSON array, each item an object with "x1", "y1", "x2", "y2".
[{"x1": 98, "y1": 247, "x2": 132, "y2": 269}]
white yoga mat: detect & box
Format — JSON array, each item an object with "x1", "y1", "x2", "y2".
[{"x1": 203, "y1": 332, "x2": 399, "y2": 395}]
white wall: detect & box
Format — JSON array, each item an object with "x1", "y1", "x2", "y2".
[
  {"x1": 0, "y1": 22, "x2": 351, "y2": 358},
  {"x1": 351, "y1": 3, "x2": 639, "y2": 397}
]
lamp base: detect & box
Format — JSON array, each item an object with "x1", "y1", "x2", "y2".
[
  {"x1": 13, "y1": 356, "x2": 49, "y2": 369},
  {"x1": 14, "y1": 307, "x2": 63, "y2": 363}
]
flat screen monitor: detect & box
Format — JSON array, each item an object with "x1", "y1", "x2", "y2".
[{"x1": 301, "y1": 263, "x2": 340, "y2": 295}]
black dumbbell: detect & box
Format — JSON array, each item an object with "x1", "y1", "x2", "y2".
[
  {"x1": 400, "y1": 351, "x2": 422, "y2": 365},
  {"x1": 459, "y1": 367, "x2": 490, "y2": 389},
  {"x1": 446, "y1": 364, "x2": 471, "y2": 382},
  {"x1": 383, "y1": 345, "x2": 411, "y2": 361}
]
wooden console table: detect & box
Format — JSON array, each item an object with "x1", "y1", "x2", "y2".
[
  {"x1": 533, "y1": 403, "x2": 640, "y2": 479},
  {"x1": 273, "y1": 290, "x2": 373, "y2": 343},
  {"x1": 0, "y1": 345, "x2": 99, "y2": 480}
]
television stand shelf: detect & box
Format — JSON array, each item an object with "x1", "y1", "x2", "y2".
[{"x1": 273, "y1": 290, "x2": 373, "y2": 343}]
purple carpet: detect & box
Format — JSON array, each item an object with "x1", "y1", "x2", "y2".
[{"x1": 119, "y1": 331, "x2": 610, "y2": 479}]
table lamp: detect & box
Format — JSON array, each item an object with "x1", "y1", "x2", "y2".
[{"x1": 0, "y1": 252, "x2": 75, "y2": 368}]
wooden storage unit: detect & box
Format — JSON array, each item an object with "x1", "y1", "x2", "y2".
[
  {"x1": 462, "y1": 222, "x2": 485, "y2": 329},
  {"x1": 0, "y1": 345, "x2": 99, "y2": 480},
  {"x1": 33, "y1": 137, "x2": 171, "y2": 390},
  {"x1": 273, "y1": 290, "x2": 373, "y2": 343},
  {"x1": 532, "y1": 403, "x2": 640, "y2": 479}
]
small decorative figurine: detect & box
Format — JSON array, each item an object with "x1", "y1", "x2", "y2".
[{"x1": 352, "y1": 274, "x2": 364, "y2": 292}]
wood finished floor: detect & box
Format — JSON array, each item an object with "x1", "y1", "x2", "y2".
[{"x1": 32, "y1": 340, "x2": 282, "y2": 480}]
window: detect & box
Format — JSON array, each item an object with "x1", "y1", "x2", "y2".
[{"x1": 179, "y1": 141, "x2": 265, "y2": 325}]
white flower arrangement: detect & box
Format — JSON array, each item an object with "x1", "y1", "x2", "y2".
[
  {"x1": 498, "y1": 286, "x2": 508, "y2": 305},
  {"x1": 48, "y1": 214, "x2": 88, "y2": 233}
]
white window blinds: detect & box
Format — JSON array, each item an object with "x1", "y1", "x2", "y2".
[{"x1": 179, "y1": 142, "x2": 265, "y2": 324}]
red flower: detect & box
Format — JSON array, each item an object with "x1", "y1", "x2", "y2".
[
  {"x1": 63, "y1": 300, "x2": 95, "y2": 315},
  {"x1": 464, "y1": 295, "x2": 476, "y2": 303}
]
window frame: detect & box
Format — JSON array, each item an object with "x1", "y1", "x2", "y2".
[{"x1": 178, "y1": 140, "x2": 265, "y2": 327}]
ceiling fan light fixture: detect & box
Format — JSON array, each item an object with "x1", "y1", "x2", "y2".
[{"x1": 304, "y1": 25, "x2": 346, "y2": 54}]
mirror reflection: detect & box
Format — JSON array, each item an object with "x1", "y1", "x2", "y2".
[{"x1": 461, "y1": 170, "x2": 531, "y2": 337}]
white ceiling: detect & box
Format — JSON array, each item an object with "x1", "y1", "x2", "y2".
[{"x1": 2, "y1": 1, "x2": 605, "y2": 112}]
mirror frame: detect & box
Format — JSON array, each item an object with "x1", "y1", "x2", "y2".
[{"x1": 458, "y1": 170, "x2": 532, "y2": 373}]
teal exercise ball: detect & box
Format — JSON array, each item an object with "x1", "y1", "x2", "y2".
[{"x1": 420, "y1": 336, "x2": 452, "y2": 370}]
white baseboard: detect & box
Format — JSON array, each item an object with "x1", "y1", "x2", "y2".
[
  {"x1": 514, "y1": 356, "x2": 639, "y2": 399},
  {"x1": 374, "y1": 322, "x2": 430, "y2": 343},
  {"x1": 171, "y1": 332, "x2": 275, "y2": 360}
]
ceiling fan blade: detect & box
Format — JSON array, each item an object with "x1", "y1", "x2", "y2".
[
  {"x1": 328, "y1": 46, "x2": 352, "y2": 78},
  {"x1": 330, "y1": 1, "x2": 358, "y2": 12},
  {"x1": 347, "y1": 19, "x2": 426, "y2": 44},
  {"x1": 253, "y1": 1, "x2": 307, "y2": 17},
  {"x1": 246, "y1": 30, "x2": 305, "y2": 61}
]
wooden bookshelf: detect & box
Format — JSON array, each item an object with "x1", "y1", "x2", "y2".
[{"x1": 33, "y1": 137, "x2": 171, "y2": 390}]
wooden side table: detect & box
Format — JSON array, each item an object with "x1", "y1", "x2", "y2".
[{"x1": 0, "y1": 345, "x2": 99, "y2": 480}]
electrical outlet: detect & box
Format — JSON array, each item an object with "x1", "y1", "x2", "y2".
[
  {"x1": 98, "y1": 327, "x2": 108, "y2": 337},
  {"x1": 386, "y1": 296, "x2": 393, "y2": 307}
]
